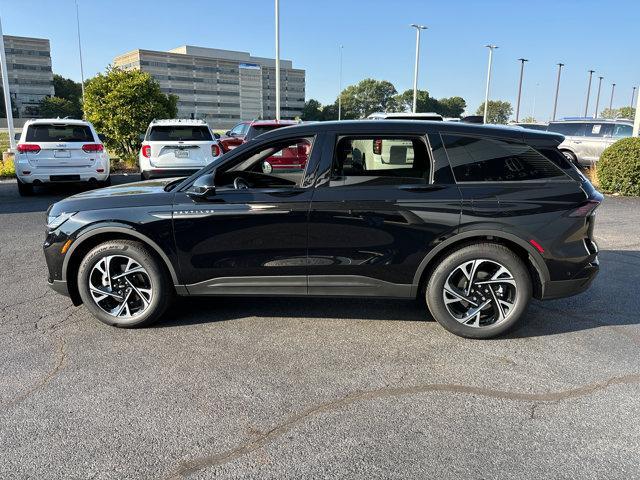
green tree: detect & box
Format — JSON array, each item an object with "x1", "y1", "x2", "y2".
[
  {"x1": 300, "y1": 99, "x2": 323, "y2": 121},
  {"x1": 339, "y1": 78, "x2": 398, "y2": 119},
  {"x1": 320, "y1": 103, "x2": 338, "y2": 121},
  {"x1": 53, "y1": 74, "x2": 82, "y2": 103},
  {"x1": 438, "y1": 96, "x2": 467, "y2": 118},
  {"x1": 520, "y1": 116, "x2": 537, "y2": 123},
  {"x1": 600, "y1": 107, "x2": 635, "y2": 120},
  {"x1": 84, "y1": 67, "x2": 178, "y2": 160},
  {"x1": 392, "y1": 90, "x2": 466, "y2": 118},
  {"x1": 39, "y1": 96, "x2": 82, "y2": 119},
  {"x1": 476, "y1": 100, "x2": 513, "y2": 124}
]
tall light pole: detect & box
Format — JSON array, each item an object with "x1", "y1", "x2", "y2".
[
  {"x1": 552, "y1": 62, "x2": 564, "y2": 121},
  {"x1": 631, "y1": 86, "x2": 637, "y2": 110},
  {"x1": 337, "y1": 44, "x2": 343, "y2": 120},
  {"x1": 410, "y1": 24, "x2": 427, "y2": 113},
  {"x1": 609, "y1": 83, "x2": 616, "y2": 111},
  {"x1": 584, "y1": 70, "x2": 595, "y2": 118},
  {"x1": 594, "y1": 76, "x2": 603, "y2": 118},
  {"x1": 0, "y1": 16, "x2": 16, "y2": 151},
  {"x1": 75, "y1": 0, "x2": 85, "y2": 115},
  {"x1": 483, "y1": 45, "x2": 498, "y2": 124},
  {"x1": 515, "y1": 58, "x2": 528, "y2": 122},
  {"x1": 274, "y1": 0, "x2": 281, "y2": 122},
  {"x1": 634, "y1": 85, "x2": 640, "y2": 137}
]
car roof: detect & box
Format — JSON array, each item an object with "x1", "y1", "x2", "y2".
[
  {"x1": 248, "y1": 120, "x2": 565, "y2": 145},
  {"x1": 26, "y1": 118, "x2": 91, "y2": 126},
  {"x1": 149, "y1": 119, "x2": 209, "y2": 126},
  {"x1": 368, "y1": 112, "x2": 443, "y2": 119},
  {"x1": 249, "y1": 120, "x2": 299, "y2": 127},
  {"x1": 550, "y1": 119, "x2": 632, "y2": 124}
]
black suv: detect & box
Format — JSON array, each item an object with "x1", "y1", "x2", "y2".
[{"x1": 44, "y1": 121, "x2": 601, "y2": 338}]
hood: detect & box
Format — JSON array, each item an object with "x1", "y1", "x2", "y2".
[{"x1": 49, "y1": 178, "x2": 178, "y2": 216}]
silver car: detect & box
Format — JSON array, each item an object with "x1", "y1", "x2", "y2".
[{"x1": 547, "y1": 120, "x2": 634, "y2": 167}]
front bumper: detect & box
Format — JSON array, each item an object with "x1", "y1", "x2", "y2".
[{"x1": 542, "y1": 257, "x2": 599, "y2": 299}]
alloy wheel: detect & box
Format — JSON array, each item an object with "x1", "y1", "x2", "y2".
[
  {"x1": 442, "y1": 259, "x2": 517, "y2": 328},
  {"x1": 88, "y1": 255, "x2": 153, "y2": 319}
]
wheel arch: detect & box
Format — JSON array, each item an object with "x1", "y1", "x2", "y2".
[
  {"x1": 412, "y1": 230, "x2": 550, "y2": 300},
  {"x1": 62, "y1": 225, "x2": 181, "y2": 306}
]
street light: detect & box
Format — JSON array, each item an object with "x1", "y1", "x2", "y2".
[
  {"x1": 338, "y1": 45, "x2": 343, "y2": 120},
  {"x1": 410, "y1": 24, "x2": 427, "y2": 113},
  {"x1": 631, "y1": 86, "x2": 637, "y2": 110},
  {"x1": 609, "y1": 83, "x2": 616, "y2": 111},
  {"x1": 483, "y1": 45, "x2": 498, "y2": 123},
  {"x1": 0, "y1": 16, "x2": 16, "y2": 151},
  {"x1": 515, "y1": 58, "x2": 528, "y2": 122},
  {"x1": 594, "y1": 76, "x2": 603, "y2": 118},
  {"x1": 75, "y1": 0, "x2": 85, "y2": 116},
  {"x1": 634, "y1": 86, "x2": 640, "y2": 137},
  {"x1": 274, "y1": 0, "x2": 281, "y2": 122},
  {"x1": 584, "y1": 70, "x2": 595, "y2": 118},
  {"x1": 552, "y1": 63, "x2": 564, "y2": 121}
]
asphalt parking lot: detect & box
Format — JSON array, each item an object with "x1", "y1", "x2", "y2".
[{"x1": 1, "y1": 175, "x2": 639, "y2": 479}]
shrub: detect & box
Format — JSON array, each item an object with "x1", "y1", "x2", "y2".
[
  {"x1": 597, "y1": 137, "x2": 640, "y2": 196},
  {"x1": 0, "y1": 153, "x2": 16, "y2": 178}
]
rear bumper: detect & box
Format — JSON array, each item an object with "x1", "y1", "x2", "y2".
[
  {"x1": 542, "y1": 257, "x2": 599, "y2": 300},
  {"x1": 17, "y1": 171, "x2": 109, "y2": 184}
]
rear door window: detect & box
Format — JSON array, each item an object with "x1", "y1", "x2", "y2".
[
  {"x1": 148, "y1": 126, "x2": 212, "y2": 141},
  {"x1": 441, "y1": 134, "x2": 568, "y2": 182},
  {"x1": 583, "y1": 123, "x2": 613, "y2": 137},
  {"x1": 612, "y1": 124, "x2": 633, "y2": 138},
  {"x1": 26, "y1": 124, "x2": 94, "y2": 142},
  {"x1": 547, "y1": 123, "x2": 586, "y2": 137}
]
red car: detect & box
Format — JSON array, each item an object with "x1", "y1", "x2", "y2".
[{"x1": 218, "y1": 120, "x2": 309, "y2": 171}]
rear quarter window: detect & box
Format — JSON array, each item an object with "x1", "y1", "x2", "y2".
[
  {"x1": 26, "y1": 124, "x2": 94, "y2": 142},
  {"x1": 441, "y1": 134, "x2": 569, "y2": 182},
  {"x1": 148, "y1": 126, "x2": 212, "y2": 141}
]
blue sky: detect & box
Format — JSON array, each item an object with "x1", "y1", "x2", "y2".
[{"x1": 1, "y1": 0, "x2": 638, "y2": 121}]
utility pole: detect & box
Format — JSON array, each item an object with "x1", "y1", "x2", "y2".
[
  {"x1": 75, "y1": 0, "x2": 85, "y2": 115},
  {"x1": 594, "y1": 76, "x2": 603, "y2": 118},
  {"x1": 634, "y1": 85, "x2": 640, "y2": 136},
  {"x1": 274, "y1": 0, "x2": 281, "y2": 122},
  {"x1": 515, "y1": 58, "x2": 528, "y2": 122},
  {"x1": 338, "y1": 45, "x2": 343, "y2": 120},
  {"x1": 552, "y1": 63, "x2": 564, "y2": 121},
  {"x1": 410, "y1": 24, "x2": 427, "y2": 113},
  {"x1": 483, "y1": 45, "x2": 498, "y2": 123},
  {"x1": 584, "y1": 70, "x2": 595, "y2": 118},
  {"x1": 631, "y1": 86, "x2": 637, "y2": 110},
  {"x1": 0, "y1": 16, "x2": 16, "y2": 151},
  {"x1": 609, "y1": 83, "x2": 616, "y2": 111}
]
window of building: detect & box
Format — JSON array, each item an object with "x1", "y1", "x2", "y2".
[{"x1": 441, "y1": 134, "x2": 568, "y2": 182}]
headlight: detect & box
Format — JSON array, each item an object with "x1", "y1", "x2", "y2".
[{"x1": 47, "y1": 211, "x2": 77, "y2": 230}]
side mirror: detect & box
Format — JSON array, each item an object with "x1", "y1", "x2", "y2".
[
  {"x1": 97, "y1": 133, "x2": 107, "y2": 142},
  {"x1": 139, "y1": 134, "x2": 145, "y2": 142},
  {"x1": 14, "y1": 133, "x2": 20, "y2": 141},
  {"x1": 186, "y1": 172, "x2": 216, "y2": 200},
  {"x1": 225, "y1": 130, "x2": 232, "y2": 136},
  {"x1": 213, "y1": 132, "x2": 221, "y2": 139}
]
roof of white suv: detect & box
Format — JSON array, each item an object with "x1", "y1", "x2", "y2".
[
  {"x1": 149, "y1": 119, "x2": 209, "y2": 126},
  {"x1": 25, "y1": 118, "x2": 91, "y2": 126}
]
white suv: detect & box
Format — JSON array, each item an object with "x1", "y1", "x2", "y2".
[
  {"x1": 139, "y1": 119, "x2": 220, "y2": 180},
  {"x1": 15, "y1": 118, "x2": 110, "y2": 196}
]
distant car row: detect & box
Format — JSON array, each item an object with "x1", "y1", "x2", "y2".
[{"x1": 515, "y1": 119, "x2": 635, "y2": 167}]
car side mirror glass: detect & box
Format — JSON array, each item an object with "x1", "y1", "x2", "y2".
[
  {"x1": 14, "y1": 133, "x2": 21, "y2": 141},
  {"x1": 213, "y1": 132, "x2": 221, "y2": 139},
  {"x1": 139, "y1": 134, "x2": 145, "y2": 142},
  {"x1": 186, "y1": 172, "x2": 216, "y2": 200},
  {"x1": 225, "y1": 131, "x2": 232, "y2": 136}
]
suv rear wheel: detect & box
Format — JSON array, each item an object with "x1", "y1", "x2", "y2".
[
  {"x1": 17, "y1": 179, "x2": 34, "y2": 196},
  {"x1": 77, "y1": 240, "x2": 172, "y2": 327},
  {"x1": 426, "y1": 243, "x2": 532, "y2": 339}
]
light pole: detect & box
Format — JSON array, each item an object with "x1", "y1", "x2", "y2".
[
  {"x1": 634, "y1": 85, "x2": 640, "y2": 136},
  {"x1": 594, "y1": 76, "x2": 603, "y2": 118},
  {"x1": 0, "y1": 16, "x2": 16, "y2": 151},
  {"x1": 410, "y1": 24, "x2": 427, "y2": 113},
  {"x1": 483, "y1": 45, "x2": 498, "y2": 123},
  {"x1": 552, "y1": 62, "x2": 564, "y2": 121},
  {"x1": 75, "y1": 0, "x2": 85, "y2": 115},
  {"x1": 515, "y1": 58, "x2": 528, "y2": 122},
  {"x1": 338, "y1": 44, "x2": 343, "y2": 120},
  {"x1": 274, "y1": 0, "x2": 280, "y2": 122},
  {"x1": 631, "y1": 86, "x2": 637, "y2": 110},
  {"x1": 609, "y1": 83, "x2": 616, "y2": 111},
  {"x1": 584, "y1": 70, "x2": 595, "y2": 118}
]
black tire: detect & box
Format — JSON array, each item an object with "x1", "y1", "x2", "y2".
[
  {"x1": 77, "y1": 240, "x2": 173, "y2": 327},
  {"x1": 100, "y1": 177, "x2": 112, "y2": 187},
  {"x1": 17, "y1": 179, "x2": 34, "y2": 196},
  {"x1": 141, "y1": 171, "x2": 150, "y2": 181},
  {"x1": 425, "y1": 243, "x2": 532, "y2": 339}
]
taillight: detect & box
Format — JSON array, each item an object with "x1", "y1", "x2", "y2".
[
  {"x1": 212, "y1": 144, "x2": 221, "y2": 157},
  {"x1": 373, "y1": 139, "x2": 383, "y2": 155},
  {"x1": 569, "y1": 200, "x2": 600, "y2": 217},
  {"x1": 141, "y1": 145, "x2": 151, "y2": 158},
  {"x1": 17, "y1": 144, "x2": 40, "y2": 154},
  {"x1": 82, "y1": 143, "x2": 104, "y2": 153}
]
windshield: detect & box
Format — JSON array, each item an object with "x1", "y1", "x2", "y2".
[
  {"x1": 148, "y1": 126, "x2": 213, "y2": 141},
  {"x1": 26, "y1": 124, "x2": 94, "y2": 142}
]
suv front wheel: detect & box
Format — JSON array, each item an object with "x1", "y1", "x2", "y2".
[
  {"x1": 77, "y1": 240, "x2": 172, "y2": 327},
  {"x1": 426, "y1": 243, "x2": 532, "y2": 339}
]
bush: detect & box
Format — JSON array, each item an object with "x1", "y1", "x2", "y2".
[
  {"x1": 0, "y1": 153, "x2": 16, "y2": 178},
  {"x1": 597, "y1": 137, "x2": 640, "y2": 196}
]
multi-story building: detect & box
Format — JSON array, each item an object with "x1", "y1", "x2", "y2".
[
  {"x1": 114, "y1": 45, "x2": 305, "y2": 128},
  {"x1": 1, "y1": 35, "x2": 54, "y2": 118}
]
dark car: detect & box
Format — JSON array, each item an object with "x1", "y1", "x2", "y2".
[{"x1": 44, "y1": 121, "x2": 601, "y2": 339}]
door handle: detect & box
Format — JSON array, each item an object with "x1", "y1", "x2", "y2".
[{"x1": 573, "y1": 140, "x2": 582, "y2": 144}]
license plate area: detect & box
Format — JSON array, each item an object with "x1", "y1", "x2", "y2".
[
  {"x1": 174, "y1": 149, "x2": 189, "y2": 158},
  {"x1": 54, "y1": 150, "x2": 71, "y2": 158},
  {"x1": 50, "y1": 175, "x2": 81, "y2": 182}
]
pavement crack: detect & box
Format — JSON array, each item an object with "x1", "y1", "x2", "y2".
[
  {"x1": 166, "y1": 372, "x2": 640, "y2": 478},
  {"x1": 0, "y1": 335, "x2": 67, "y2": 411}
]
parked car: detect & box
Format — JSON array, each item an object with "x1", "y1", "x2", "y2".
[
  {"x1": 512, "y1": 122, "x2": 549, "y2": 131},
  {"x1": 546, "y1": 119, "x2": 634, "y2": 167},
  {"x1": 44, "y1": 120, "x2": 601, "y2": 339},
  {"x1": 367, "y1": 112, "x2": 444, "y2": 121},
  {"x1": 218, "y1": 120, "x2": 307, "y2": 171},
  {"x1": 14, "y1": 118, "x2": 110, "y2": 196},
  {"x1": 139, "y1": 119, "x2": 219, "y2": 180}
]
